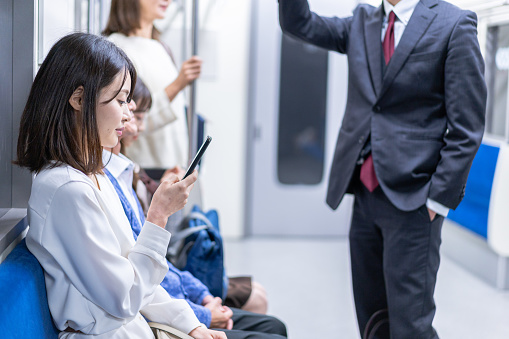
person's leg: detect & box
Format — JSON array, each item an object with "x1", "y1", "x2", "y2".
[
  {"x1": 217, "y1": 329, "x2": 287, "y2": 339},
  {"x1": 226, "y1": 277, "x2": 269, "y2": 315},
  {"x1": 375, "y1": 190, "x2": 443, "y2": 339},
  {"x1": 349, "y1": 183, "x2": 390, "y2": 339},
  {"x1": 230, "y1": 308, "x2": 287, "y2": 337}
]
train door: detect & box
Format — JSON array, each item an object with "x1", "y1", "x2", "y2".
[{"x1": 247, "y1": 0, "x2": 358, "y2": 236}]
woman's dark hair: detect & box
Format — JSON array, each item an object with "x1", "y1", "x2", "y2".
[
  {"x1": 133, "y1": 77, "x2": 153, "y2": 113},
  {"x1": 15, "y1": 32, "x2": 137, "y2": 174},
  {"x1": 119, "y1": 77, "x2": 152, "y2": 156},
  {"x1": 102, "y1": 0, "x2": 161, "y2": 40}
]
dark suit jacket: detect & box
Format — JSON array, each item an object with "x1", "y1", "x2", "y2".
[{"x1": 279, "y1": 0, "x2": 487, "y2": 211}]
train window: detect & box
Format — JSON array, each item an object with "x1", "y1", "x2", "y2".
[
  {"x1": 485, "y1": 23, "x2": 509, "y2": 139},
  {"x1": 37, "y1": 0, "x2": 104, "y2": 67},
  {"x1": 277, "y1": 35, "x2": 328, "y2": 185}
]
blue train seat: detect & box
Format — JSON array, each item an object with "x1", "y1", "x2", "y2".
[
  {"x1": 447, "y1": 143, "x2": 499, "y2": 239},
  {"x1": 0, "y1": 239, "x2": 59, "y2": 338}
]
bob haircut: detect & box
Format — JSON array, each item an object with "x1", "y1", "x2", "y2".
[
  {"x1": 16, "y1": 32, "x2": 137, "y2": 175},
  {"x1": 133, "y1": 77, "x2": 153, "y2": 114},
  {"x1": 102, "y1": 0, "x2": 161, "y2": 40}
]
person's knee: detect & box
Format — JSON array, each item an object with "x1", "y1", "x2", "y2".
[
  {"x1": 264, "y1": 317, "x2": 287, "y2": 337},
  {"x1": 242, "y1": 281, "x2": 268, "y2": 314}
]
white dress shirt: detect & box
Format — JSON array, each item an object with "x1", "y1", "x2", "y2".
[
  {"x1": 382, "y1": 0, "x2": 420, "y2": 47},
  {"x1": 26, "y1": 165, "x2": 200, "y2": 338},
  {"x1": 381, "y1": 0, "x2": 449, "y2": 217},
  {"x1": 108, "y1": 33, "x2": 189, "y2": 169}
]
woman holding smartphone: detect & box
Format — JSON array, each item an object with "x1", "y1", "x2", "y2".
[{"x1": 16, "y1": 32, "x2": 225, "y2": 339}]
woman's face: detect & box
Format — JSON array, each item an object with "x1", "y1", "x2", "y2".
[
  {"x1": 134, "y1": 112, "x2": 147, "y2": 134},
  {"x1": 139, "y1": 0, "x2": 170, "y2": 22},
  {"x1": 96, "y1": 73, "x2": 132, "y2": 148},
  {"x1": 120, "y1": 99, "x2": 139, "y2": 147},
  {"x1": 122, "y1": 110, "x2": 146, "y2": 148}
]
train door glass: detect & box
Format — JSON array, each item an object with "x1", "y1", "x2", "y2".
[
  {"x1": 485, "y1": 23, "x2": 509, "y2": 139},
  {"x1": 277, "y1": 35, "x2": 328, "y2": 185}
]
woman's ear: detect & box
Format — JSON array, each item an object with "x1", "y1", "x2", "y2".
[{"x1": 69, "y1": 86, "x2": 84, "y2": 112}]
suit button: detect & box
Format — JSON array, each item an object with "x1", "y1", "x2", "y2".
[
  {"x1": 358, "y1": 137, "x2": 364, "y2": 144},
  {"x1": 374, "y1": 105, "x2": 381, "y2": 112}
]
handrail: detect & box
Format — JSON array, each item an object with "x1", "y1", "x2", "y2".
[{"x1": 187, "y1": 0, "x2": 199, "y2": 164}]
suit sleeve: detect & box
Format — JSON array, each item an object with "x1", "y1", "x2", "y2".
[
  {"x1": 429, "y1": 11, "x2": 487, "y2": 209},
  {"x1": 278, "y1": 0, "x2": 352, "y2": 53}
]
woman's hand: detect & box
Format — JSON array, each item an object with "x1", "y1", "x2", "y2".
[
  {"x1": 165, "y1": 56, "x2": 203, "y2": 101},
  {"x1": 177, "y1": 56, "x2": 203, "y2": 87},
  {"x1": 189, "y1": 326, "x2": 227, "y2": 339},
  {"x1": 161, "y1": 166, "x2": 186, "y2": 182},
  {"x1": 203, "y1": 297, "x2": 233, "y2": 329},
  {"x1": 146, "y1": 170, "x2": 198, "y2": 228}
]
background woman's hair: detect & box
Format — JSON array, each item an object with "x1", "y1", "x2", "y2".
[
  {"x1": 133, "y1": 77, "x2": 153, "y2": 113},
  {"x1": 15, "y1": 32, "x2": 137, "y2": 174},
  {"x1": 102, "y1": 0, "x2": 161, "y2": 40},
  {"x1": 119, "y1": 77, "x2": 152, "y2": 157}
]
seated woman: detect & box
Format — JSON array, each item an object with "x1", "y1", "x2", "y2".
[
  {"x1": 15, "y1": 32, "x2": 224, "y2": 339},
  {"x1": 104, "y1": 0, "x2": 269, "y2": 315},
  {"x1": 102, "y1": 79, "x2": 287, "y2": 339}
]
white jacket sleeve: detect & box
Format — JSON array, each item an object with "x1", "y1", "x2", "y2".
[
  {"x1": 140, "y1": 286, "x2": 202, "y2": 334},
  {"x1": 143, "y1": 87, "x2": 179, "y2": 133},
  {"x1": 41, "y1": 181, "x2": 171, "y2": 319}
]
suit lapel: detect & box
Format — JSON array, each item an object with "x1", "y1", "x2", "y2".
[
  {"x1": 379, "y1": 0, "x2": 438, "y2": 99},
  {"x1": 364, "y1": 5, "x2": 384, "y2": 98}
]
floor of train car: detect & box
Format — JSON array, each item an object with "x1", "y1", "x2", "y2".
[{"x1": 224, "y1": 221, "x2": 509, "y2": 339}]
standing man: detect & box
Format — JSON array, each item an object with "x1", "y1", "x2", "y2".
[{"x1": 279, "y1": 0, "x2": 486, "y2": 338}]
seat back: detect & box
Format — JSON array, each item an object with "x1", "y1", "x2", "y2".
[
  {"x1": 448, "y1": 143, "x2": 499, "y2": 238},
  {"x1": 0, "y1": 239, "x2": 59, "y2": 338}
]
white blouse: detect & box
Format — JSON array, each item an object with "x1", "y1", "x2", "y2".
[
  {"x1": 25, "y1": 165, "x2": 200, "y2": 338},
  {"x1": 108, "y1": 33, "x2": 189, "y2": 169}
]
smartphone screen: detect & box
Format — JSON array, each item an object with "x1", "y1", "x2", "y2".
[{"x1": 182, "y1": 136, "x2": 212, "y2": 180}]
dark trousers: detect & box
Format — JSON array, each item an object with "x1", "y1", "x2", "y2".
[
  {"x1": 214, "y1": 308, "x2": 288, "y2": 339},
  {"x1": 350, "y1": 181, "x2": 443, "y2": 339}
]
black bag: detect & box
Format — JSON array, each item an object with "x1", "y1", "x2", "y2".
[{"x1": 363, "y1": 309, "x2": 389, "y2": 339}]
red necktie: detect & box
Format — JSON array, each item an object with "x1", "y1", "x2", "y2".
[
  {"x1": 360, "y1": 11, "x2": 396, "y2": 192},
  {"x1": 383, "y1": 11, "x2": 396, "y2": 65}
]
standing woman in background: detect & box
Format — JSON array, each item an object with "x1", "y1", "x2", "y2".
[
  {"x1": 103, "y1": 0, "x2": 202, "y2": 172},
  {"x1": 15, "y1": 32, "x2": 224, "y2": 339}
]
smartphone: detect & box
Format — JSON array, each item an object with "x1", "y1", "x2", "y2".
[{"x1": 182, "y1": 136, "x2": 212, "y2": 180}]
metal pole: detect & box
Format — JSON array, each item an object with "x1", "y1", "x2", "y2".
[
  {"x1": 187, "y1": 0, "x2": 199, "y2": 165},
  {"x1": 181, "y1": 0, "x2": 188, "y2": 67}
]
